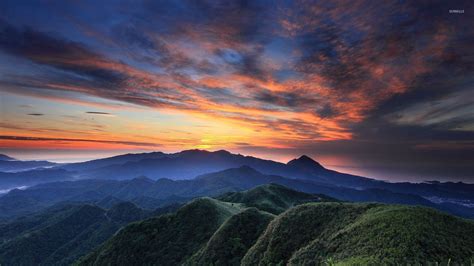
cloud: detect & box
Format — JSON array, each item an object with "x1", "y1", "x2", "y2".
[
  {"x1": 85, "y1": 111, "x2": 115, "y2": 117},
  {"x1": 0, "y1": 135, "x2": 160, "y2": 147},
  {"x1": 0, "y1": 0, "x2": 473, "y2": 181},
  {"x1": 27, "y1": 113, "x2": 44, "y2": 116}
]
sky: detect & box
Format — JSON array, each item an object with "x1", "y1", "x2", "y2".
[{"x1": 0, "y1": 0, "x2": 472, "y2": 182}]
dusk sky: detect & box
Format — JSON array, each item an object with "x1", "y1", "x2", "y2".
[{"x1": 0, "y1": 0, "x2": 472, "y2": 182}]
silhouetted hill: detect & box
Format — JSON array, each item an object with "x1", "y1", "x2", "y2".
[
  {"x1": 0, "y1": 154, "x2": 56, "y2": 173},
  {"x1": 3, "y1": 150, "x2": 471, "y2": 217},
  {"x1": 59, "y1": 149, "x2": 353, "y2": 185},
  {"x1": 60, "y1": 152, "x2": 166, "y2": 171},
  {"x1": 0, "y1": 202, "x2": 150, "y2": 266},
  {"x1": 0, "y1": 154, "x2": 16, "y2": 161},
  {"x1": 287, "y1": 155, "x2": 325, "y2": 170},
  {"x1": 52, "y1": 150, "x2": 473, "y2": 206}
]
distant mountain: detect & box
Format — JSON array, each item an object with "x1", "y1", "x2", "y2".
[
  {"x1": 77, "y1": 185, "x2": 474, "y2": 265},
  {"x1": 60, "y1": 152, "x2": 166, "y2": 171},
  {"x1": 0, "y1": 154, "x2": 16, "y2": 161},
  {"x1": 3, "y1": 150, "x2": 471, "y2": 215},
  {"x1": 53, "y1": 150, "x2": 473, "y2": 206},
  {"x1": 0, "y1": 168, "x2": 73, "y2": 191},
  {"x1": 1, "y1": 166, "x2": 472, "y2": 221},
  {"x1": 287, "y1": 155, "x2": 325, "y2": 171},
  {"x1": 0, "y1": 202, "x2": 152, "y2": 266},
  {"x1": 0, "y1": 154, "x2": 57, "y2": 173},
  {"x1": 57, "y1": 149, "x2": 318, "y2": 181}
]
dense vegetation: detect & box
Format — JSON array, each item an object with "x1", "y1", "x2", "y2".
[
  {"x1": 216, "y1": 183, "x2": 334, "y2": 214},
  {"x1": 77, "y1": 198, "x2": 242, "y2": 265},
  {"x1": 0, "y1": 202, "x2": 151, "y2": 265},
  {"x1": 243, "y1": 203, "x2": 474, "y2": 265},
  {"x1": 2, "y1": 165, "x2": 472, "y2": 221},
  {"x1": 185, "y1": 207, "x2": 274, "y2": 266},
  {"x1": 77, "y1": 185, "x2": 474, "y2": 265}
]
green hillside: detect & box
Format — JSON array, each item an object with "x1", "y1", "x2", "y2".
[
  {"x1": 217, "y1": 183, "x2": 334, "y2": 214},
  {"x1": 77, "y1": 198, "x2": 242, "y2": 265},
  {"x1": 185, "y1": 207, "x2": 274, "y2": 266},
  {"x1": 242, "y1": 202, "x2": 474, "y2": 265},
  {"x1": 76, "y1": 185, "x2": 474, "y2": 265},
  {"x1": 0, "y1": 203, "x2": 149, "y2": 266}
]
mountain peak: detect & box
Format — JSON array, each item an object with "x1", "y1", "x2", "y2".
[
  {"x1": 0, "y1": 154, "x2": 17, "y2": 161},
  {"x1": 214, "y1": 149, "x2": 231, "y2": 155},
  {"x1": 131, "y1": 176, "x2": 154, "y2": 183},
  {"x1": 287, "y1": 155, "x2": 324, "y2": 169}
]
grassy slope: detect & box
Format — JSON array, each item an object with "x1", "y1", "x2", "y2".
[
  {"x1": 242, "y1": 202, "x2": 474, "y2": 265},
  {"x1": 217, "y1": 183, "x2": 333, "y2": 214},
  {"x1": 76, "y1": 185, "x2": 474, "y2": 265},
  {"x1": 0, "y1": 203, "x2": 149, "y2": 266},
  {"x1": 185, "y1": 207, "x2": 274, "y2": 266},
  {"x1": 77, "y1": 198, "x2": 242, "y2": 265},
  {"x1": 0, "y1": 205, "x2": 106, "y2": 265}
]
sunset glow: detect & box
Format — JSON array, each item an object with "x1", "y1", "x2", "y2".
[{"x1": 0, "y1": 0, "x2": 472, "y2": 182}]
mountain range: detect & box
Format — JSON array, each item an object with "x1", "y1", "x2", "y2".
[
  {"x1": 0, "y1": 154, "x2": 57, "y2": 173},
  {"x1": 0, "y1": 201, "x2": 164, "y2": 265},
  {"x1": 0, "y1": 170, "x2": 472, "y2": 265},
  {"x1": 0, "y1": 150, "x2": 472, "y2": 220},
  {"x1": 76, "y1": 184, "x2": 474, "y2": 265}
]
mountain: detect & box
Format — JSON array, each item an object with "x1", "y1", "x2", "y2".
[
  {"x1": 185, "y1": 207, "x2": 274, "y2": 266},
  {"x1": 242, "y1": 203, "x2": 474, "y2": 265},
  {"x1": 60, "y1": 152, "x2": 166, "y2": 172},
  {"x1": 1, "y1": 166, "x2": 472, "y2": 220},
  {"x1": 77, "y1": 197, "x2": 243, "y2": 265},
  {"x1": 77, "y1": 185, "x2": 474, "y2": 265},
  {"x1": 0, "y1": 202, "x2": 151, "y2": 266},
  {"x1": 53, "y1": 150, "x2": 473, "y2": 206},
  {"x1": 287, "y1": 155, "x2": 325, "y2": 171},
  {"x1": 0, "y1": 154, "x2": 16, "y2": 161},
  {"x1": 0, "y1": 154, "x2": 57, "y2": 173},
  {"x1": 56, "y1": 149, "x2": 335, "y2": 182},
  {"x1": 2, "y1": 150, "x2": 471, "y2": 216},
  {"x1": 0, "y1": 169, "x2": 74, "y2": 191},
  {"x1": 216, "y1": 183, "x2": 334, "y2": 214},
  {"x1": 76, "y1": 184, "x2": 325, "y2": 265}
]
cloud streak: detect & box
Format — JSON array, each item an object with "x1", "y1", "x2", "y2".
[
  {"x1": 85, "y1": 111, "x2": 115, "y2": 117},
  {"x1": 0, "y1": 135, "x2": 160, "y2": 147},
  {"x1": 0, "y1": 0, "x2": 472, "y2": 180}
]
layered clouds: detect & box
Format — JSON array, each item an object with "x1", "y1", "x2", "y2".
[{"x1": 0, "y1": 0, "x2": 472, "y2": 181}]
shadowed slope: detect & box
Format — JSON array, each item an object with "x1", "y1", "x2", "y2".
[
  {"x1": 77, "y1": 198, "x2": 242, "y2": 265},
  {"x1": 0, "y1": 202, "x2": 149, "y2": 266},
  {"x1": 185, "y1": 207, "x2": 274, "y2": 266}
]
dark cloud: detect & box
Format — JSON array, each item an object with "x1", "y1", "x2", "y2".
[
  {"x1": 0, "y1": 0, "x2": 473, "y2": 181},
  {"x1": 316, "y1": 104, "x2": 338, "y2": 119},
  {"x1": 86, "y1": 111, "x2": 113, "y2": 115},
  {"x1": 0, "y1": 135, "x2": 160, "y2": 147},
  {"x1": 254, "y1": 90, "x2": 320, "y2": 110},
  {"x1": 27, "y1": 113, "x2": 44, "y2": 116},
  {"x1": 0, "y1": 20, "x2": 127, "y2": 88}
]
